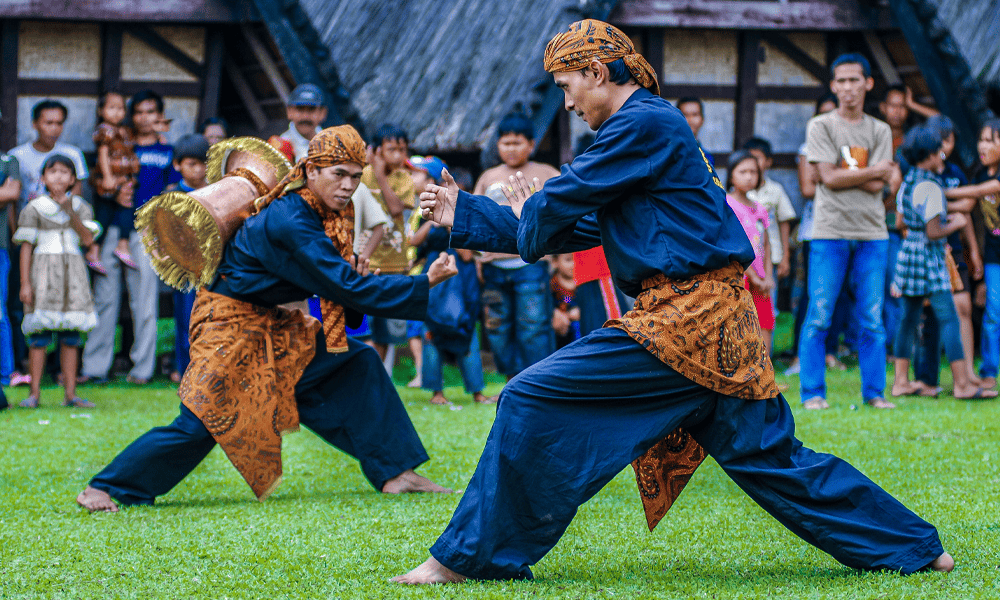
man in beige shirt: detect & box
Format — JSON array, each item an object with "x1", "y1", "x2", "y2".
[{"x1": 799, "y1": 53, "x2": 895, "y2": 410}]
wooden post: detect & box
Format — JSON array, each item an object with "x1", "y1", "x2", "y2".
[
  {"x1": 198, "y1": 28, "x2": 225, "y2": 123},
  {"x1": 100, "y1": 22, "x2": 123, "y2": 93},
  {"x1": 863, "y1": 31, "x2": 902, "y2": 87},
  {"x1": 241, "y1": 25, "x2": 290, "y2": 104},
  {"x1": 225, "y1": 58, "x2": 268, "y2": 132},
  {"x1": 642, "y1": 28, "x2": 664, "y2": 94},
  {"x1": 734, "y1": 31, "x2": 761, "y2": 150},
  {"x1": 1, "y1": 20, "x2": 19, "y2": 152}
]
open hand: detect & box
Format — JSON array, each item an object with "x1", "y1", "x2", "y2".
[
  {"x1": 500, "y1": 171, "x2": 541, "y2": 219},
  {"x1": 427, "y1": 253, "x2": 458, "y2": 288},
  {"x1": 349, "y1": 254, "x2": 379, "y2": 277},
  {"x1": 420, "y1": 168, "x2": 459, "y2": 228}
]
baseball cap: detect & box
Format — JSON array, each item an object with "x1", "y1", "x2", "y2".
[
  {"x1": 287, "y1": 83, "x2": 325, "y2": 107},
  {"x1": 407, "y1": 155, "x2": 448, "y2": 183}
]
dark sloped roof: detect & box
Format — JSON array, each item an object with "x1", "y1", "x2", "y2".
[
  {"x1": 288, "y1": 0, "x2": 616, "y2": 152},
  {"x1": 890, "y1": 0, "x2": 997, "y2": 166},
  {"x1": 931, "y1": 0, "x2": 1000, "y2": 88}
]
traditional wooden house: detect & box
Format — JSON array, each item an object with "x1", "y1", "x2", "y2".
[{"x1": 2, "y1": 0, "x2": 997, "y2": 200}]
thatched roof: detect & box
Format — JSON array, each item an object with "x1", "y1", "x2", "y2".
[
  {"x1": 253, "y1": 0, "x2": 617, "y2": 153},
  {"x1": 931, "y1": 0, "x2": 1000, "y2": 88}
]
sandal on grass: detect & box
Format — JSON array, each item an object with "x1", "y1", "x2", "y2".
[
  {"x1": 19, "y1": 396, "x2": 39, "y2": 408},
  {"x1": 63, "y1": 397, "x2": 96, "y2": 408},
  {"x1": 954, "y1": 387, "x2": 998, "y2": 401},
  {"x1": 802, "y1": 397, "x2": 829, "y2": 410}
]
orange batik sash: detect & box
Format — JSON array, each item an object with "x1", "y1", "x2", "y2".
[
  {"x1": 179, "y1": 290, "x2": 321, "y2": 500},
  {"x1": 607, "y1": 262, "x2": 779, "y2": 530}
]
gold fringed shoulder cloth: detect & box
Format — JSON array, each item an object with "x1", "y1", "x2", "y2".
[
  {"x1": 135, "y1": 137, "x2": 291, "y2": 291},
  {"x1": 179, "y1": 290, "x2": 321, "y2": 500},
  {"x1": 606, "y1": 262, "x2": 779, "y2": 531}
]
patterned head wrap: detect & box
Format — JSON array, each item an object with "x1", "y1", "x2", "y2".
[
  {"x1": 253, "y1": 124, "x2": 367, "y2": 214},
  {"x1": 255, "y1": 124, "x2": 367, "y2": 354},
  {"x1": 543, "y1": 19, "x2": 659, "y2": 96}
]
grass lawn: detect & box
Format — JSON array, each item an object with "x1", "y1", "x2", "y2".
[{"x1": 2, "y1": 335, "x2": 1000, "y2": 599}]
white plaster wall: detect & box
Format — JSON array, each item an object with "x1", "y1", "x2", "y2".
[
  {"x1": 16, "y1": 96, "x2": 98, "y2": 152},
  {"x1": 661, "y1": 30, "x2": 737, "y2": 85},
  {"x1": 18, "y1": 21, "x2": 100, "y2": 80},
  {"x1": 162, "y1": 97, "x2": 200, "y2": 145},
  {"x1": 753, "y1": 101, "x2": 816, "y2": 154},
  {"x1": 665, "y1": 98, "x2": 735, "y2": 153},
  {"x1": 121, "y1": 30, "x2": 200, "y2": 83},
  {"x1": 758, "y1": 33, "x2": 826, "y2": 86}
]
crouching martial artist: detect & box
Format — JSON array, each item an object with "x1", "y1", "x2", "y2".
[
  {"x1": 394, "y1": 20, "x2": 953, "y2": 584},
  {"x1": 77, "y1": 125, "x2": 459, "y2": 512}
]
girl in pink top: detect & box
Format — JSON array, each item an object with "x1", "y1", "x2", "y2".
[{"x1": 726, "y1": 151, "x2": 775, "y2": 354}]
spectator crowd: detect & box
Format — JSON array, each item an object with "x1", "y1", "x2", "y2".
[{"x1": 2, "y1": 52, "x2": 999, "y2": 410}]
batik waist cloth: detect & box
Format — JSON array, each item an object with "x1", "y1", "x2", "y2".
[
  {"x1": 606, "y1": 262, "x2": 778, "y2": 531},
  {"x1": 179, "y1": 289, "x2": 322, "y2": 501}
]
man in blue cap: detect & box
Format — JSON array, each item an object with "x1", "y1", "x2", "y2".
[{"x1": 268, "y1": 83, "x2": 328, "y2": 163}]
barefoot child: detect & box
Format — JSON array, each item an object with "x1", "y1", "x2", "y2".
[
  {"x1": 945, "y1": 118, "x2": 1000, "y2": 388},
  {"x1": 410, "y1": 157, "x2": 489, "y2": 405},
  {"x1": 889, "y1": 126, "x2": 996, "y2": 400},
  {"x1": 163, "y1": 134, "x2": 211, "y2": 383},
  {"x1": 92, "y1": 91, "x2": 139, "y2": 271},
  {"x1": 726, "y1": 150, "x2": 775, "y2": 355},
  {"x1": 14, "y1": 155, "x2": 100, "y2": 408},
  {"x1": 550, "y1": 254, "x2": 581, "y2": 349},
  {"x1": 362, "y1": 124, "x2": 418, "y2": 376}
]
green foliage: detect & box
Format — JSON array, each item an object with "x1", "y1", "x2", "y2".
[{"x1": 2, "y1": 360, "x2": 999, "y2": 600}]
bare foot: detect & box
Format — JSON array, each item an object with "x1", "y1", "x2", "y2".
[
  {"x1": 891, "y1": 381, "x2": 936, "y2": 397},
  {"x1": 391, "y1": 556, "x2": 467, "y2": 585},
  {"x1": 382, "y1": 469, "x2": 454, "y2": 494},
  {"x1": 802, "y1": 397, "x2": 830, "y2": 410},
  {"x1": 866, "y1": 397, "x2": 896, "y2": 409},
  {"x1": 429, "y1": 392, "x2": 449, "y2": 405},
  {"x1": 953, "y1": 386, "x2": 998, "y2": 400},
  {"x1": 76, "y1": 486, "x2": 119, "y2": 512},
  {"x1": 407, "y1": 375, "x2": 422, "y2": 388},
  {"x1": 930, "y1": 552, "x2": 955, "y2": 572},
  {"x1": 473, "y1": 392, "x2": 496, "y2": 404},
  {"x1": 979, "y1": 376, "x2": 997, "y2": 389}
]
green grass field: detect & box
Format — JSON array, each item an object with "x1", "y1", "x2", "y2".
[{"x1": 3, "y1": 331, "x2": 1000, "y2": 599}]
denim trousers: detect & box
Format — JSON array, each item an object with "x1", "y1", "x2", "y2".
[
  {"x1": 883, "y1": 231, "x2": 904, "y2": 352},
  {"x1": 0, "y1": 249, "x2": 13, "y2": 383},
  {"x1": 481, "y1": 262, "x2": 554, "y2": 377},
  {"x1": 800, "y1": 239, "x2": 887, "y2": 402},
  {"x1": 421, "y1": 327, "x2": 485, "y2": 394},
  {"x1": 895, "y1": 291, "x2": 963, "y2": 366},
  {"x1": 981, "y1": 263, "x2": 1000, "y2": 378}
]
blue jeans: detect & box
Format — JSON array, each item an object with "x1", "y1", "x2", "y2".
[
  {"x1": 895, "y1": 292, "x2": 963, "y2": 367},
  {"x1": 0, "y1": 249, "x2": 13, "y2": 383},
  {"x1": 883, "y1": 231, "x2": 903, "y2": 352},
  {"x1": 422, "y1": 327, "x2": 485, "y2": 394},
  {"x1": 800, "y1": 239, "x2": 887, "y2": 402},
  {"x1": 981, "y1": 263, "x2": 1000, "y2": 378},
  {"x1": 481, "y1": 263, "x2": 554, "y2": 377}
]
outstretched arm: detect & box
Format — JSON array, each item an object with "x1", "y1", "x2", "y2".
[
  {"x1": 421, "y1": 169, "x2": 602, "y2": 256},
  {"x1": 514, "y1": 112, "x2": 651, "y2": 262}
]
